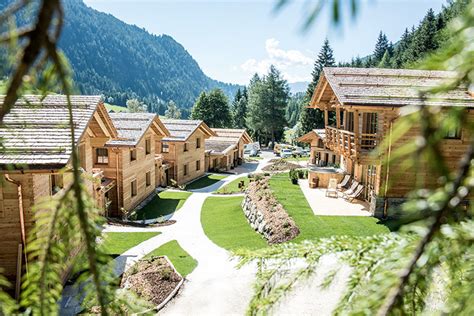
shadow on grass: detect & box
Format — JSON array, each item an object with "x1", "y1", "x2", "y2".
[
  {"x1": 184, "y1": 174, "x2": 226, "y2": 190},
  {"x1": 136, "y1": 191, "x2": 191, "y2": 220}
]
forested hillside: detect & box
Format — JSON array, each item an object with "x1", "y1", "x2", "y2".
[{"x1": 0, "y1": 0, "x2": 240, "y2": 114}]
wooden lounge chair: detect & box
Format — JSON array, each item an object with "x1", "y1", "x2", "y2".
[
  {"x1": 325, "y1": 178, "x2": 338, "y2": 198},
  {"x1": 342, "y1": 180, "x2": 359, "y2": 197},
  {"x1": 344, "y1": 184, "x2": 364, "y2": 202},
  {"x1": 337, "y1": 174, "x2": 351, "y2": 190}
]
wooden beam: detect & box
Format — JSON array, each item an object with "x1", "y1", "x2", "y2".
[
  {"x1": 324, "y1": 110, "x2": 329, "y2": 126},
  {"x1": 93, "y1": 112, "x2": 111, "y2": 138},
  {"x1": 354, "y1": 110, "x2": 360, "y2": 153},
  {"x1": 336, "y1": 106, "x2": 341, "y2": 129}
]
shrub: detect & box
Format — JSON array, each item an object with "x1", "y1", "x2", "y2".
[{"x1": 289, "y1": 170, "x2": 298, "y2": 184}]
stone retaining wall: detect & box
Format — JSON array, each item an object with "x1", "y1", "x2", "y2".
[{"x1": 241, "y1": 177, "x2": 299, "y2": 244}]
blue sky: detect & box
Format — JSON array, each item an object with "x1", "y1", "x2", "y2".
[{"x1": 84, "y1": 0, "x2": 446, "y2": 85}]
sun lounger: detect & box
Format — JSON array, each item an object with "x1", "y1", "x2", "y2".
[
  {"x1": 342, "y1": 180, "x2": 359, "y2": 197},
  {"x1": 325, "y1": 178, "x2": 338, "y2": 198},
  {"x1": 337, "y1": 174, "x2": 351, "y2": 190},
  {"x1": 344, "y1": 184, "x2": 364, "y2": 202}
]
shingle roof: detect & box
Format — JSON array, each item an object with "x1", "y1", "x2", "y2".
[
  {"x1": 106, "y1": 112, "x2": 156, "y2": 146},
  {"x1": 0, "y1": 95, "x2": 102, "y2": 168},
  {"x1": 205, "y1": 128, "x2": 252, "y2": 154},
  {"x1": 297, "y1": 129, "x2": 325, "y2": 143},
  {"x1": 161, "y1": 119, "x2": 214, "y2": 141},
  {"x1": 313, "y1": 67, "x2": 474, "y2": 108}
]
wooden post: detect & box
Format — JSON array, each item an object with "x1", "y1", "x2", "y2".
[
  {"x1": 15, "y1": 243, "x2": 22, "y2": 300},
  {"x1": 324, "y1": 109, "x2": 329, "y2": 126},
  {"x1": 354, "y1": 110, "x2": 360, "y2": 153}
]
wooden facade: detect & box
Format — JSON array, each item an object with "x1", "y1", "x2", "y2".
[
  {"x1": 0, "y1": 96, "x2": 118, "y2": 290},
  {"x1": 309, "y1": 67, "x2": 474, "y2": 217},
  {"x1": 160, "y1": 119, "x2": 215, "y2": 185},
  {"x1": 297, "y1": 129, "x2": 339, "y2": 166},
  {"x1": 0, "y1": 96, "x2": 171, "y2": 290},
  {"x1": 205, "y1": 128, "x2": 252, "y2": 172}
]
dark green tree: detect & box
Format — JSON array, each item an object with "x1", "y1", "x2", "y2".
[
  {"x1": 190, "y1": 89, "x2": 232, "y2": 128},
  {"x1": 374, "y1": 31, "x2": 389, "y2": 63},
  {"x1": 299, "y1": 39, "x2": 335, "y2": 135},
  {"x1": 247, "y1": 67, "x2": 288, "y2": 145},
  {"x1": 232, "y1": 87, "x2": 248, "y2": 128}
]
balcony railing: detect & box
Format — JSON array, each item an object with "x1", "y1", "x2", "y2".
[{"x1": 325, "y1": 126, "x2": 379, "y2": 158}]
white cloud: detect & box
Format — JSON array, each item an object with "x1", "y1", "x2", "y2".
[{"x1": 240, "y1": 38, "x2": 313, "y2": 83}]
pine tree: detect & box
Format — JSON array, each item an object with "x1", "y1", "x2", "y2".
[
  {"x1": 378, "y1": 50, "x2": 391, "y2": 68},
  {"x1": 298, "y1": 39, "x2": 335, "y2": 135},
  {"x1": 247, "y1": 66, "x2": 288, "y2": 145},
  {"x1": 190, "y1": 89, "x2": 232, "y2": 128},
  {"x1": 373, "y1": 31, "x2": 389, "y2": 62},
  {"x1": 164, "y1": 100, "x2": 181, "y2": 119},
  {"x1": 232, "y1": 87, "x2": 248, "y2": 128}
]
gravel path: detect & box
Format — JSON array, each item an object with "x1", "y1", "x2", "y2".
[{"x1": 61, "y1": 157, "x2": 350, "y2": 315}]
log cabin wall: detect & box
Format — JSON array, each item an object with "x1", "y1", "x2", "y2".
[{"x1": 161, "y1": 129, "x2": 207, "y2": 185}]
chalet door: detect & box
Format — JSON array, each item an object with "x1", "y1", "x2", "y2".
[{"x1": 363, "y1": 165, "x2": 377, "y2": 200}]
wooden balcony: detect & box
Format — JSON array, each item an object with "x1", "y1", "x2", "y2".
[{"x1": 325, "y1": 126, "x2": 379, "y2": 160}]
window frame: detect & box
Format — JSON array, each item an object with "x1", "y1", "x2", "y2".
[
  {"x1": 131, "y1": 179, "x2": 137, "y2": 197},
  {"x1": 146, "y1": 171, "x2": 151, "y2": 187},
  {"x1": 145, "y1": 138, "x2": 151, "y2": 155},
  {"x1": 96, "y1": 148, "x2": 109, "y2": 165},
  {"x1": 130, "y1": 148, "x2": 137, "y2": 162},
  {"x1": 162, "y1": 143, "x2": 169, "y2": 153},
  {"x1": 184, "y1": 142, "x2": 188, "y2": 152},
  {"x1": 183, "y1": 164, "x2": 188, "y2": 176},
  {"x1": 196, "y1": 137, "x2": 201, "y2": 149}
]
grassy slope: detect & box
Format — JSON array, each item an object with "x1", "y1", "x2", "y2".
[
  {"x1": 215, "y1": 176, "x2": 249, "y2": 194},
  {"x1": 104, "y1": 103, "x2": 129, "y2": 112},
  {"x1": 145, "y1": 240, "x2": 197, "y2": 277},
  {"x1": 270, "y1": 173, "x2": 391, "y2": 242},
  {"x1": 136, "y1": 191, "x2": 192, "y2": 220},
  {"x1": 102, "y1": 232, "x2": 160, "y2": 256},
  {"x1": 185, "y1": 174, "x2": 227, "y2": 190},
  {"x1": 201, "y1": 196, "x2": 268, "y2": 251}
]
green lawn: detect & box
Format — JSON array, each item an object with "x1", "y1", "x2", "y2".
[
  {"x1": 102, "y1": 232, "x2": 160, "y2": 256},
  {"x1": 135, "y1": 191, "x2": 192, "y2": 220},
  {"x1": 104, "y1": 103, "x2": 129, "y2": 112},
  {"x1": 215, "y1": 176, "x2": 249, "y2": 194},
  {"x1": 185, "y1": 174, "x2": 227, "y2": 190},
  {"x1": 145, "y1": 240, "x2": 197, "y2": 277},
  {"x1": 201, "y1": 196, "x2": 268, "y2": 251},
  {"x1": 269, "y1": 173, "x2": 391, "y2": 242}
]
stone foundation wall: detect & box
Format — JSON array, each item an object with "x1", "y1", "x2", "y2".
[{"x1": 241, "y1": 195, "x2": 273, "y2": 240}]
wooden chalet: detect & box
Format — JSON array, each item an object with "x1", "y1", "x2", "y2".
[
  {"x1": 205, "y1": 128, "x2": 252, "y2": 171},
  {"x1": 0, "y1": 95, "x2": 117, "y2": 291},
  {"x1": 297, "y1": 129, "x2": 339, "y2": 166},
  {"x1": 160, "y1": 119, "x2": 215, "y2": 185},
  {"x1": 309, "y1": 67, "x2": 474, "y2": 217},
  {"x1": 101, "y1": 112, "x2": 170, "y2": 217}
]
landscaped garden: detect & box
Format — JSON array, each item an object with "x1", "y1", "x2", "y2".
[
  {"x1": 135, "y1": 191, "x2": 192, "y2": 220},
  {"x1": 215, "y1": 176, "x2": 249, "y2": 194},
  {"x1": 185, "y1": 173, "x2": 227, "y2": 190},
  {"x1": 102, "y1": 232, "x2": 161, "y2": 257},
  {"x1": 201, "y1": 196, "x2": 268, "y2": 251},
  {"x1": 145, "y1": 240, "x2": 197, "y2": 277},
  {"x1": 269, "y1": 173, "x2": 391, "y2": 241}
]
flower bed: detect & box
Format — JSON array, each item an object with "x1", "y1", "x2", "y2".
[
  {"x1": 121, "y1": 256, "x2": 183, "y2": 308},
  {"x1": 242, "y1": 176, "x2": 299, "y2": 244}
]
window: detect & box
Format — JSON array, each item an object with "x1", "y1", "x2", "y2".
[
  {"x1": 445, "y1": 126, "x2": 461, "y2": 139},
  {"x1": 184, "y1": 143, "x2": 188, "y2": 152},
  {"x1": 131, "y1": 180, "x2": 137, "y2": 197},
  {"x1": 196, "y1": 160, "x2": 201, "y2": 171},
  {"x1": 130, "y1": 149, "x2": 137, "y2": 162},
  {"x1": 162, "y1": 143, "x2": 169, "y2": 153},
  {"x1": 183, "y1": 164, "x2": 188, "y2": 176},
  {"x1": 146, "y1": 171, "x2": 151, "y2": 187},
  {"x1": 96, "y1": 148, "x2": 109, "y2": 164},
  {"x1": 196, "y1": 137, "x2": 201, "y2": 149},
  {"x1": 51, "y1": 174, "x2": 64, "y2": 195},
  {"x1": 145, "y1": 138, "x2": 151, "y2": 155}
]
